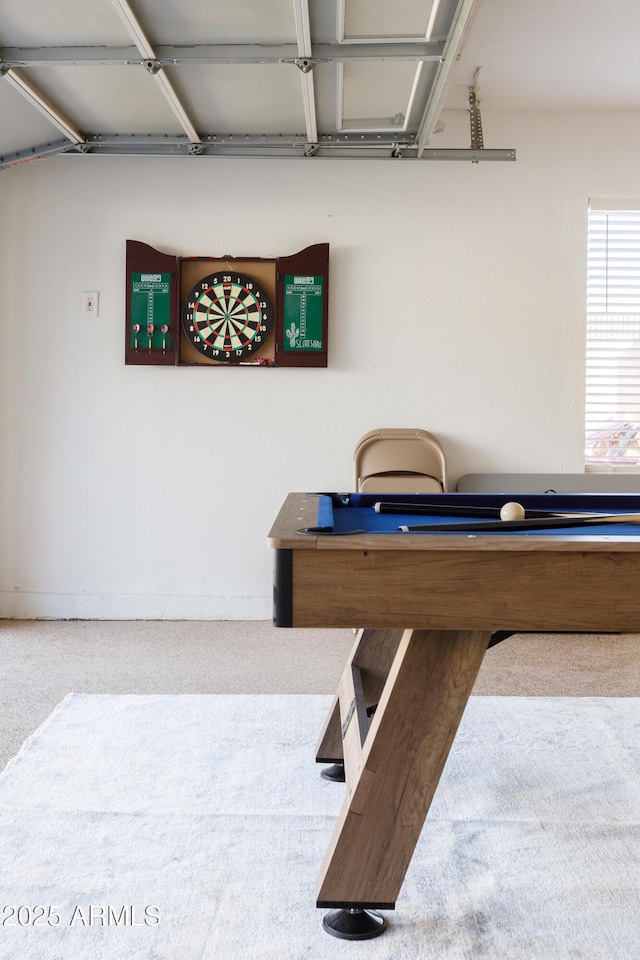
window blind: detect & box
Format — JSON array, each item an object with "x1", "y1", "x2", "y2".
[{"x1": 585, "y1": 204, "x2": 640, "y2": 469}]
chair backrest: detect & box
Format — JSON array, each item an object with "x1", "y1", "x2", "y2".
[{"x1": 354, "y1": 428, "x2": 448, "y2": 493}]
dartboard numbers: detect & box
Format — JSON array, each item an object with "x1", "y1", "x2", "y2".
[{"x1": 181, "y1": 272, "x2": 273, "y2": 362}]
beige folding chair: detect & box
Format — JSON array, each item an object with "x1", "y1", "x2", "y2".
[{"x1": 354, "y1": 428, "x2": 448, "y2": 493}]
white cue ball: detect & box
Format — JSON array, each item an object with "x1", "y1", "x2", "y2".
[{"x1": 500, "y1": 501, "x2": 526, "y2": 522}]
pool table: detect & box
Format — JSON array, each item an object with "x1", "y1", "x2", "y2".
[{"x1": 267, "y1": 491, "x2": 640, "y2": 938}]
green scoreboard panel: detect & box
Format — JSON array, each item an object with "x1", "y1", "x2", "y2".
[{"x1": 283, "y1": 276, "x2": 324, "y2": 352}]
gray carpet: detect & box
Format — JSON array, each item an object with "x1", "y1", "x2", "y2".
[{"x1": 0, "y1": 693, "x2": 639, "y2": 959}]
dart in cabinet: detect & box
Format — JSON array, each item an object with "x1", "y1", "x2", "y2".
[{"x1": 125, "y1": 240, "x2": 329, "y2": 367}]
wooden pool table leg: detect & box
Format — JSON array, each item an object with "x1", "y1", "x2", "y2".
[
  {"x1": 316, "y1": 627, "x2": 491, "y2": 913},
  {"x1": 315, "y1": 628, "x2": 405, "y2": 765}
]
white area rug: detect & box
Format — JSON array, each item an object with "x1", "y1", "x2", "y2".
[{"x1": 0, "y1": 694, "x2": 639, "y2": 959}]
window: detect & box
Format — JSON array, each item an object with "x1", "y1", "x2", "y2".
[{"x1": 586, "y1": 200, "x2": 640, "y2": 470}]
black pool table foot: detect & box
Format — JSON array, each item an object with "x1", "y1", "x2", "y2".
[
  {"x1": 322, "y1": 908, "x2": 387, "y2": 940},
  {"x1": 320, "y1": 762, "x2": 345, "y2": 782}
]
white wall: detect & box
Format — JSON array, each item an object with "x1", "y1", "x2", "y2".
[{"x1": 1, "y1": 110, "x2": 639, "y2": 619}]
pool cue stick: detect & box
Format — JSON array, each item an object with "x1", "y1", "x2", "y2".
[
  {"x1": 374, "y1": 501, "x2": 594, "y2": 520},
  {"x1": 399, "y1": 512, "x2": 640, "y2": 533}
]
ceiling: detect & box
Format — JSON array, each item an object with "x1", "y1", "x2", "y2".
[{"x1": 1, "y1": 0, "x2": 639, "y2": 170}]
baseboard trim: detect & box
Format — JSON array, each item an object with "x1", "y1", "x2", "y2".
[{"x1": 0, "y1": 591, "x2": 272, "y2": 620}]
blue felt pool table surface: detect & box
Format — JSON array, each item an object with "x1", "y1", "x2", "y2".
[{"x1": 316, "y1": 492, "x2": 640, "y2": 539}]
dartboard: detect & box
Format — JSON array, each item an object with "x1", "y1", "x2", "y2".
[{"x1": 181, "y1": 272, "x2": 273, "y2": 362}]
